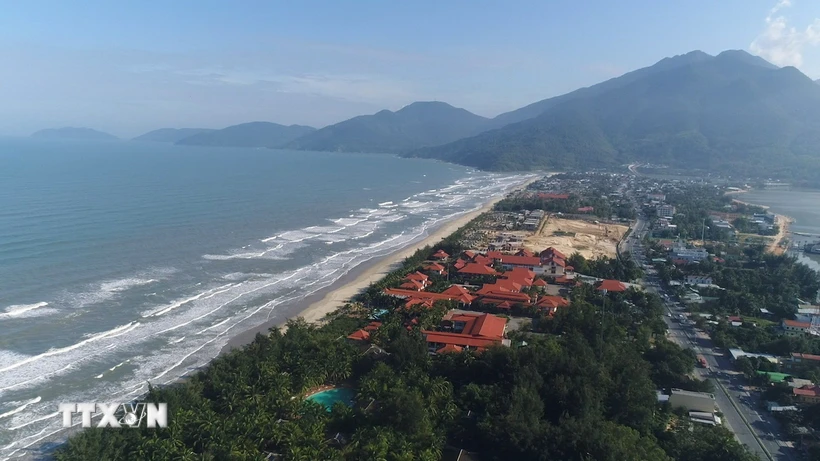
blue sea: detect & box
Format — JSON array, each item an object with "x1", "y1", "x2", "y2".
[{"x1": 0, "y1": 138, "x2": 531, "y2": 458}]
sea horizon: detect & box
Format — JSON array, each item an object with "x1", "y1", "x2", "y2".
[{"x1": 0, "y1": 138, "x2": 532, "y2": 457}]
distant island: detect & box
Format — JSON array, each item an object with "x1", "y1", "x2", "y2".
[
  {"x1": 174, "y1": 122, "x2": 315, "y2": 148},
  {"x1": 132, "y1": 128, "x2": 215, "y2": 143},
  {"x1": 31, "y1": 127, "x2": 118, "y2": 141}
]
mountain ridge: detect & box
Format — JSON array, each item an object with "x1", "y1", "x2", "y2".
[
  {"x1": 284, "y1": 101, "x2": 490, "y2": 154},
  {"x1": 175, "y1": 122, "x2": 315, "y2": 148},
  {"x1": 133, "y1": 128, "x2": 215, "y2": 143},
  {"x1": 404, "y1": 50, "x2": 820, "y2": 182},
  {"x1": 31, "y1": 127, "x2": 118, "y2": 140}
]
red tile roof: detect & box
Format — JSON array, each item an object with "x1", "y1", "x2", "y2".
[
  {"x1": 454, "y1": 259, "x2": 467, "y2": 270},
  {"x1": 385, "y1": 288, "x2": 474, "y2": 304},
  {"x1": 794, "y1": 386, "x2": 820, "y2": 397},
  {"x1": 423, "y1": 262, "x2": 446, "y2": 272},
  {"x1": 463, "y1": 250, "x2": 476, "y2": 259},
  {"x1": 405, "y1": 271, "x2": 429, "y2": 282},
  {"x1": 515, "y1": 249, "x2": 534, "y2": 257},
  {"x1": 459, "y1": 263, "x2": 499, "y2": 275},
  {"x1": 440, "y1": 312, "x2": 506, "y2": 339},
  {"x1": 399, "y1": 280, "x2": 425, "y2": 291},
  {"x1": 486, "y1": 251, "x2": 505, "y2": 260},
  {"x1": 597, "y1": 280, "x2": 627, "y2": 292},
  {"x1": 473, "y1": 255, "x2": 493, "y2": 266},
  {"x1": 542, "y1": 256, "x2": 566, "y2": 267},
  {"x1": 577, "y1": 206, "x2": 594, "y2": 213},
  {"x1": 479, "y1": 291, "x2": 532, "y2": 304},
  {"x1": 436, "y1": 343, "x2": 463, "y2": 353},
  {"x1": 347, "y1": 329, "x2": 370, "y2": 341},
  {"x1": 784, "y1": 319, "x2": 811, "y2": 329},
  {"x1": 537, "y1": 295, "x2": 570, "y2": 308},
  {"x1": 405, "y1": 298, "x2": 434, "y2": 309},
  {"x1": 498, "y1": 255, "x2": 542, "y2": 267},
  {"x1": 496, "y1": 301, "x2": 513, "y2": 309},
  {"x1": 541, "y1": 247, "x2": 566, "y2": 259},
  {"x1": 433, "y1": 249, "x2": 450, "y2": 259},
  {"x1": 533, "y1": 279, "x2": 548, "y2": 287},
  {"x1": 791, "y1": 352, "x2": 820, "y2": 361},
  {"x1": 441, "y1": 285, "x2": 473, "y2": 297},
  {"x1": 423, "y1": 332, "x2": 500, "y2": 349},
  {"x1": 363, "y1": 321, "x2": 382, "y2": 332}
]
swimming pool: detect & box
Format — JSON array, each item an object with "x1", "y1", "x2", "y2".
[{"x1": 306, "y1": 387, "x2": 355, "y2": 411}]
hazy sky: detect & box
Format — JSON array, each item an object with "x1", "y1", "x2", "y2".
[{"x1": 2, "y1": 0, "x2": 820, "y2": 137}]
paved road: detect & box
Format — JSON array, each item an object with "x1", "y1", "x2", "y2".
[{"x1": 621, "y1": 195, "x2": 795, "y2": 460}]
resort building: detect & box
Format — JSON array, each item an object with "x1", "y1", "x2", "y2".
[
  {"x1": 422, "y1": 312, "x2": 510, "y2": 354},
  {"x1": 596, "y1": 279, "x2": 627, "y2": 292}
]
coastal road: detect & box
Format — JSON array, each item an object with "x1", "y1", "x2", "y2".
[
  {"x1": 621, "y1": 200, "x2": 794, "y2": 460},
  {"x1": 657, "y1": 299, "x2": 795, "y2": 460}
]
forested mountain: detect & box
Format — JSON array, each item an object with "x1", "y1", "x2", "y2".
[
  {"x1": 31, "y1": 127, "x2": 118, "y2": 140},
  {"x1": 285, "y1": 101, "x2": 490, "y2": 153},
  {"x1": 176, "y1": 122, "x2": 315, "y2": 148},
  {"x1": 406, "y1": 50, "x2": 820, "y2": 180},
  {"x1": 132, "y1": 128, "x2": 215, "y2": 143}
]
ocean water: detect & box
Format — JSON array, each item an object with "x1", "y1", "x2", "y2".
[{"x1": 0, "y1": 138, "x2": 532, "y2": 458}]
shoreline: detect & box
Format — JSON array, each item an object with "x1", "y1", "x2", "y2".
[
  {"x1": 221, "y1": 175, "x2": 540, "y2": 352},
  {"x1": 729, "y1": 196, "x2": 793, "y2": 255}
]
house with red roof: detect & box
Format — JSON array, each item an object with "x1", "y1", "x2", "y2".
[
  {"x1": 793, "y1": 385, "x2": 820, "y2": 404},
  {"x1": 537, "y1": 295, "x2": 570, "y2": 315},
  {"x1": 432, "y1": 249, "x2": 450, "y2": 260},
  {"x1": 473, "y1": 254, "x2": 493, "y2": 266},
  {"x1": 423, "y1": 311, "x2": 510, "y2": 353},
  {"x1": 533, "y1": 279, "x2": 549, "y2": 290},
  {"x1": 789, "y1": 352, "x2": 820, "y2": 365},
  {"x1": 515, "y1": 249, "x2": 535, "y2": 258},
  {"x1": 783, "y1": 319, "x2": 812, "y2": 336},
  {"x1": 458, "y1": 263, "x2": 499, "y2": 276},
  {"x1": 347, "y1": 329, "x2": 371, "y2": 341},
  {"x1": 423, "y1": 262, "x2": 446, "y2": 275},
  {"x1": 399, "y1": 271, "x2": 429, "y2": 291},
  {"x1": 453, "y1": 259, "x2": 467, "y2": 270},
  {"x1": 385, "y1": 287, "x2": 475, "y2": 306},
  {"x1": 596, "y1": 279, "x2": 627, "y2": 292},
  {"x1": 463, "y1": 250, "x2": 476, "y2": 259}
]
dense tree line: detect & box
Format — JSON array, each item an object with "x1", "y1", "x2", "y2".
[
  {"x1": 55, "y1": 281, "x2": 756, "y2": 460},
  {"x1": 494, "y1": 195, "x2": 635, "y2": 220},
  {"x1": 567, "y1": 252, "x2": 643, "y2": 282}
]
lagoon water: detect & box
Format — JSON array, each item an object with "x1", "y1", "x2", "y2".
[
  {"x1": 0, "y1": 138, "x2": 530, "y2": 458},
  {"x1": 736, "y1": 189, "x2": 820, "y2": 272}
]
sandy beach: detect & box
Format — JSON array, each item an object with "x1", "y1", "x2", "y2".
[
  {"x1": 222, "y1": 176, "x2": 539, "y2": 351},
  {"x1": 730, "y1": 197, "x2": 793, "y2": 255}
]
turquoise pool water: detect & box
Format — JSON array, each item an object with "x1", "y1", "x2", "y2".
[{"x1": 306, "y1": 388, "x2": 355, "y2": 411}]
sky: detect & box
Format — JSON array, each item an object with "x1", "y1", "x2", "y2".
[{"x1": 2, "y1": 0, "x2": 820, "y2": 137}]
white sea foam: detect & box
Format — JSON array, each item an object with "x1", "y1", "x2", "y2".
[
  {"x1": 142, "y1": 283, "x2": 236, "y2": 317},
  {"x1": 7, "y1": 412, "x2": 59, "y2": 431},
  {"x1": 0, "y1": 322, "x2": 138, "y2": 374},
  {"x1": 0, "y1": 397, "x2": 41, "y2": 421},
  {"x1": 0, "y1": 302, "x2": 49, "y2": 319}
]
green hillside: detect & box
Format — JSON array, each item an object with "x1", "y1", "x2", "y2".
[
  {"x1": 406, "y1": 51, "x2": 820, "y2": 181},
  {"x1": 285, "y1": 101, "x2": 490, "y2": 154}
]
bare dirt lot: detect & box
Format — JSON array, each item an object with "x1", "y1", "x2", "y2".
[{"x1": 519, "y1": 216, "x2": 628, "y2": 259}]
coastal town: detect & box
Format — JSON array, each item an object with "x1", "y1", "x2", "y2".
[{"x1": 56, "y1": 172, "x2": 820, "y2": 461}]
